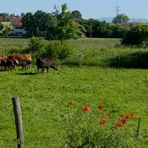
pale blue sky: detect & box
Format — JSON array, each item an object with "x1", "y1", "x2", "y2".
[{"x1": 0, "y1": 0, "x2": 148, "y2": 19}]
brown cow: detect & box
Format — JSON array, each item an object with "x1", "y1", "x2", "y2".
[
  {"x1": 8, "y1": 54, "x2": 32, "y2": 69},
  {"x1": 0, "y1": 56, "x2": 18, "y2": 71}
]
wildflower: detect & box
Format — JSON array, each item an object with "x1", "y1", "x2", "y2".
[
  {"x1": 121, "y1": 119, "x2": 126, "y2": 125},
  {"x1": 100, "y1": 113, "x2": 105, "y2": 117},
  {"x1": 113, "y1": 123, "x2": 123, "y2": 128},
  {"x1": 100, "y1": 120, "x2": 106, "y2": 125},
  {"x1": 116, "y1": 123, "x2": 122, "y2": 127},
  {"x1": 98, "y1": 105, "x2": 103, "y2": 110},
  {"x1": 67, "y1": 101, "x2": 73, "y2": 107},
  {"x1": 120, "y1": 114, "x2": 124, "y2": 118},
  {"x1": 83, "y1": 106, "x2": 90, "y2": 112},
  {"x1": 126, "y1": 114, "x2": 131, "y2": 119},
  {"x1": 130, "y1": 113, "x2": 136, "y2": 118}
]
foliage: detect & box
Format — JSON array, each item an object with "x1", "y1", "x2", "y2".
[
  {"x1": 122, "y1": 23, "x2": 148, "y2": 47},
  {"x1": 44, "y1": 41, "x2": 74, "y2": 59},
  {"x1": 112, "y1": 14, "x2": 129, "y2": 24},
  {"x1": 53, "y1": 3, "x2": 78, "y2": 41},
  {"x1": 26, "y1": 37, "x2": 45, "y2": 54},
  {"x1": 60, "y1": 101, "x2": 139, "y2": 147},
  {"x1": 71, "y1": 10, "x2": 82, "y2": 20},
  {"x1": 0, "y1": 22, "x2": 4, "y2": 31}
]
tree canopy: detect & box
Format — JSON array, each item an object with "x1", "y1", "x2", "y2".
[{"x1": 112, "y1": 14, "x2": 129, "y2": 24}]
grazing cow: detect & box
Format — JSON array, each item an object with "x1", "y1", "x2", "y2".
[
  {"x1": 36, "y1": 56, "x2": 57, "y2": 73},
  {"x1": 8, "y1": 54, "x2": 32, "y2": 69},
  {"x1": 0, "y1": 56, "x2": 7, "y2": 69},
  {"x1": 0, "y1": 56, "x2": 19, "y2": 71}
]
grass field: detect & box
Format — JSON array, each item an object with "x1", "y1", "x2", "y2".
[{"x1": 0, "y1": 38, "x2": 148, "y2": 147}]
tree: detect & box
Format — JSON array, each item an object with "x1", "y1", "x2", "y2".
[
  {"x1": 72, "y1": 10, "x2": 82, "y2": 20},
  {"x1": 112, "y1": 14, "x2": 129, "y2": 24},
  {"x1": 22, "y1": 12, "x2": 36, "y2": 36},
  {"x1": 0, "y1": 22, "x2": 4, "y2": 31},
  {"x1": 23, "y1": 11, "x2": 57, "y2": 37},
  {"x1": 122, "y1": 23, "x2": 148, "y2": 47},
  {"x1": 53, "y1": 3, "x2": 78, "y2": 42}
]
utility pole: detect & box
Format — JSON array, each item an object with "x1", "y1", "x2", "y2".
[{"x1": 115, "y1": 5, "x2": 120, "y2": 16}]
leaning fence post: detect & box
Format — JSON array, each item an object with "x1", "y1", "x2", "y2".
[
  {"x1": 12, "y1": 96, "x2": 24, "y2": 148},
  {"x1": 137, "y1": 117, "x2": 141, "y2": 139}
]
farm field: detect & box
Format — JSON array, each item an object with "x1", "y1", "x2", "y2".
[{"x1": 0, "y1": 38, "x2": 148, "y2": 147}]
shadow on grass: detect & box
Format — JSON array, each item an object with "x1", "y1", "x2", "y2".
[
  {"x1": 107, "y1": 51, "x2": 148, "y2": 69},
  {"x1": 17, "y1": 72, "x2": 38, "y2": 75}
]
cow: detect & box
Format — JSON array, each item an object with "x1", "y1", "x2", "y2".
[
  {"x1": 8, "y1": 54, "x2": 32, "y2": 69},
  {"x1": 0, "y1": 56, "x2": 7, "y2": 69},
  {"x1": 0, "y1": 56, "x2": 19, "y2": 71},
  {"x1": 36, "y1": 56, "x2": 57, "y2": 73}
]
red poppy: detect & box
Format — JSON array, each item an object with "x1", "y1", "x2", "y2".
[
  {"x1": 100, "y1": 113, "x2": 105, "y2": 117},
  {"x1": 100, "y1": 120, "x2": 106, "y2": 125},
  {"x1": 126, "y1": 114, "x2": 130, "y2": 119},
  {"x1": 98, "y1": 105, "x2": 103, "y2": 110},
  {"x1": 121, "y1": 119, "x2": 126, "y2": 125},
  {"x1": 67, "y1": 101, "x2": 73, "y2": 107},
  {"x1": 116, "y1": 123, "x2": 122, "y2": 127},
  {"x1": 120, "y1": 114, "x2": 124, "y2": 118},
  {"x1": 108, "y1": 112, "x2": 112, "y2": 118},
  {"x1": 83, "y1": 106, "x2": 90, "y2": 112},
  {"x1": 130, "y1": 113, "x2": 136, "y2": 118}
]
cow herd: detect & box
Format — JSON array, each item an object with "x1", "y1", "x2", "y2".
[{"x1": 0, "y1": 54, "x2": 57, "y2": 73}]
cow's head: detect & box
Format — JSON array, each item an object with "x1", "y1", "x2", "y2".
[
  {"x1": 50, "y1": 64, "x2": 57, "y2": 70},
  {"x1": 13, "y1": 59, "x2": 19, "y2": 65}
]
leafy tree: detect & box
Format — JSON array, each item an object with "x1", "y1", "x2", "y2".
[
  {"x1": 72, "y1": 10, "x2": 82, "y2": 20},
  {"x1": 0, "y1": 22, "x2": 4, "y2": 31},
  {"x1": 112, "y1": 14, "x2": 129, "y2": 24},
  {"x1": 2, "y1": 26, "x2": 11, "y2": 36},
  {"x1": 22, "y1": 12, "x2": 36, "y2": 36},
  {"x1": 53, "y1": 3, "x2": 78, "y2": 42},
  {"x1": 122, "y1": 23, "x2": 148, "y2": 47}
]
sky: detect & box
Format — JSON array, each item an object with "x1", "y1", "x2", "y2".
[{"x1": 0, "y1": 0, "x2": 148, "y2": 19}]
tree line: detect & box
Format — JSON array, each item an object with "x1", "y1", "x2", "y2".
[{"x1": 0, "y1": 3, "x2": 148, "y2": 46}]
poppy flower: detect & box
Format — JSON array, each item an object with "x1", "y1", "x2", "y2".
[
  {"x1": 116, "y1": 123, "x2": 122, "y2": 127},
  {"x1": 100, "y1": 113, "x2": 105, "y2": 117},
  {"x1": 126, "y1": 114, "x2": 130, "y2": 119},
  {"x1": 121, "y1": 119, "x2": 126, "y2": 125},
  {"x1": 98, "y1": 105, "x2": 103, "y2": 110},
  {"x1": 83, "y1": 106, "x2": 90, "y2": 112},
  {"x1": 130, "y1": 113, "x2": 136, "y2": 118},
  {"x1": 100, "y1": 120, "x2": 106, "y2": 125},
  {"x1": 120, "y1": 114, "x2": 124, "y2": 118}
]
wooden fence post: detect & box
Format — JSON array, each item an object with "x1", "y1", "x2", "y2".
[{"x1": 12, "y1": 96, "x2": 24, "y2": 148}]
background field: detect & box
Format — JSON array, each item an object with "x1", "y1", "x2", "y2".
[{"x1": 0, "y1": 38, "x2": 148, "y2": 147}]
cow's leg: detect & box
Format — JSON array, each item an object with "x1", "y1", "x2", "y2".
[
  {"x1": 41, "y1": 68, "x2": 44, "y2": 72},
  {"x1": 46, "y1": 67, "x2": 49, "y2": 73}
]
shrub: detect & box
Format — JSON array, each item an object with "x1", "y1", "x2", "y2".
[
  {"x1": 122, "y1": 24, "x2": 148, "y2": 47},
  {"x1": 44, "y1": 41, "x2": 74, "y2": 59},
  {"x1": 26, "y1": 37, "x2": 45, "y2": 54},
  {"x1": 59, "y1": 100, "x2": 140, "y2": 148}
]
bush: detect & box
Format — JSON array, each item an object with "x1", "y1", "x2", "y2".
[
  {"x1": 44, "y1": 41, "x2": 74, "y2": 59},
  {"x1": 26, "y1": 37, "x2": 45, "y2": 54},
  {"x1": 59, "y1": 100, "x2": 140, "y2": 148},
  {"x1": 122, "y1": 24, "x2": 148, "y2": 47}
]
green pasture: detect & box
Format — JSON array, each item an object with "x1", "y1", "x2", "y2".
[{"x1": 0, "y1": 38, "x2": 148, "y2": 147}]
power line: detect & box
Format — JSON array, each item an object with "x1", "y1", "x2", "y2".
[{"x1": 115, "y1": 5, "x2": 120, "y2": 16}]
